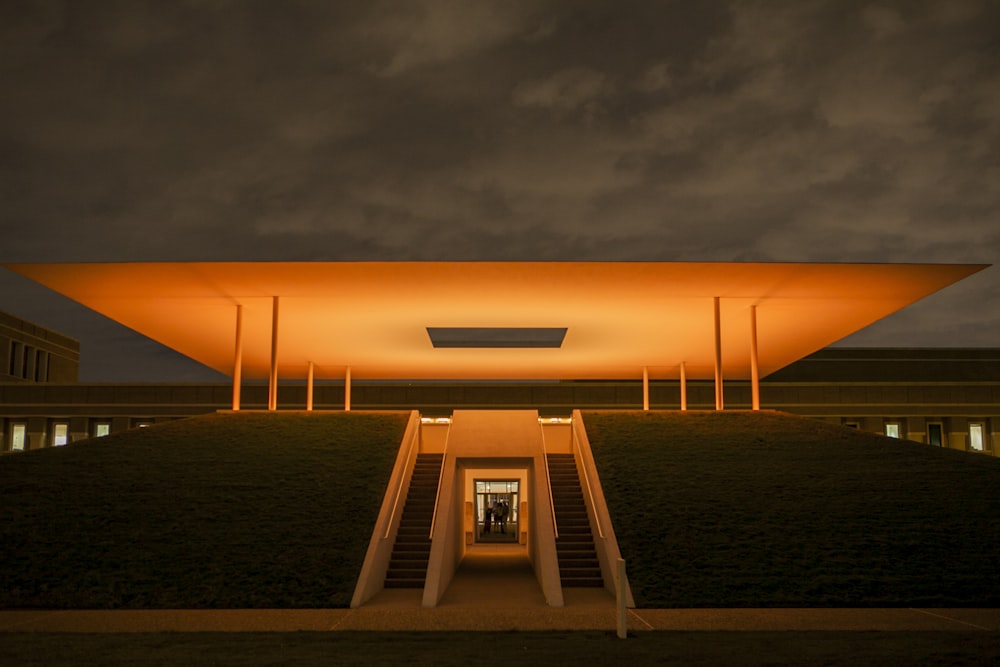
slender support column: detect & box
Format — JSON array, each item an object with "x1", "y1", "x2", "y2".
[
  {"x1": 679, "y1": 361, "x2": 688, "y2": 411},
  {"x1": 344, "y1": 366, "x2": 352, "y2": 412},
  {"x1": 713, "y1": 296, "x2": 723, "y2": 411},
  {"x1": 642, "y1": 366, "x2": 649, "y2": 411},
  {"x1": 750, "y1": 305, "x2": 760, "y2": 411},
  {"x1": 231, "y1": 304, "x2": 243, "y2": 411},
  {"x1": 306, "y1": 361, "x2": 315, "y2": 411},
  {"x1": 268, "y1": 296, "x2": 279, "y2": 411}
]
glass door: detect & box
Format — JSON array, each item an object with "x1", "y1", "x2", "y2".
[{"x1": 475, "y1": 479, "x2": 519, "y2": 543}]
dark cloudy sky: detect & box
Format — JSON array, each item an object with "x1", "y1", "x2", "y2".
[{"x1": 1, "y1": 0, "x2": 997, "y2": 381}]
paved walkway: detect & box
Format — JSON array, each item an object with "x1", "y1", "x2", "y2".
[
  {"x1": 2, "y1": 546, "x2": 997, "y2": 633},
  {"x1": 2, "y1": 607, "x2": 997, "y2": 633}
]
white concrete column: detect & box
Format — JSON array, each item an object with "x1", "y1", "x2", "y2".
[
  {"x1": 344, "y1": 366, "x2": 352, "y2": 412},
  {"x1": 268, "y1": 296, "x2": 279, "y2": 411},
  {"x1": 750, "y1": 304, "x2": 760, "y2": 411},
  {"x1": 679, "y1": 361, "x2": 688, "y2": 411},
  {"x1": 232, "y1": 304, "x2": 243, "y2": 411},
  {"x1": 306, "y1": 361, "x2": 315, "y2": 411},
  {"x1": 642, "y1": 366, "x2": 649, "y2": 411},
  {"x1": 713, "y1": 296, "x2": 723, "y2": 410}
]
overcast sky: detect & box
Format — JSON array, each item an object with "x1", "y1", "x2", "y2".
[{"x1": 1, "y1": 0, "x2": 997, "y2": 381}]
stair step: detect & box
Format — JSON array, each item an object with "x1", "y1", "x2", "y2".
[
  {"x1": 394, "y1": 535, "x2": 431, "y2": 543},
  {"x1": 386, "y1": 454, "x2": 445, "y2": 590},
  {"x1": 390, "y1": 555, "x2": 429, "y2": 565},
  {"x1": 386, "y1": 567, "x2": 428, "y2": 576},
  {"x1": 560, "y1": 566, "x2": 602, "y2": 576},
  {"x1": 560, "y1": 578, "x2": 604, "y2": 588},
  {"x1": 548, "y1": 453, "x2": 603, "y2": 592},
  {"x1": 558, "y1": 531, "x2": 593, "y2": 539}
]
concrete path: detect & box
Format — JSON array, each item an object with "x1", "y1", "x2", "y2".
[{"x1": 2, "y1": 607, "x2": 998, "y2": 633}]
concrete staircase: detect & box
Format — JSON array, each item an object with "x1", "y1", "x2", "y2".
[
  {"x1": 384, "y1": 453, "x2": 444, "y2": 589},
  {"x1": 547, "y1": 453, "x2": 604, "y2": 588}
]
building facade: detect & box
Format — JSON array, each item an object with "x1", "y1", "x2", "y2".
[{"x1": 1, "y1": 310, "x2": 79, "y2": 384}]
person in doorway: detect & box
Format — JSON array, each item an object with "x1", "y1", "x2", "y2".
[
  {"x1": 497, "y1": 500, "x2": 508, "y2": 534},
  {"x1": 484, "y1": 503, "x2": 493, "y2": 535}
]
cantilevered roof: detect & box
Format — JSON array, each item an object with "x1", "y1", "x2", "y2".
[{"x1": 4, "y1": 262, "x2": 986, "y2": 381}]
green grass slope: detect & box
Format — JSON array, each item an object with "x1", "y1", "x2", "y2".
[
  {"x1": 0, "y1": 412, "x2": 409, "y2": 609},
  {"x1": 584, "y1": 410, "x2": 1000, "y2": 608}
]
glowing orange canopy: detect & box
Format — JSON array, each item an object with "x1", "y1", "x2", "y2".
[{"x1": 4, "y1": 262, "x2": 986, "y2": 381}]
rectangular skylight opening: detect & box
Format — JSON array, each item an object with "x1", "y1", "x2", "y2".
[{"x1": 427, "y1": 327, "x2": 567, "y2": 348}]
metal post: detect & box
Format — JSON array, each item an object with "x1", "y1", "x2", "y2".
[
  {"x1": 344, "y1": 366, "x2": 352, "y2": 412},
  {"x1": 232, "y1": 304, "x2": 243, "y2": 411},
  {"x1": 714, "y1": 296, "x2": 723, "y2": 410},
  {"x1": 617, "y1": 558, "x2": 628, "y2": 639},
  {"x1": 642, "y1": 366, "x2": 649, "y2": 411},
  {"x1": 750, "y1": 305, "x2": 760, "y2": 411},
  {"x1": 268, "y1": 296, "x2": 279, "y2": 411},
  {"x1": 679, "y1": 361, "x2": 687, "y2": 411},
  {"x1": 306, "y1": 361, "x2": 314, "y2": 411}
]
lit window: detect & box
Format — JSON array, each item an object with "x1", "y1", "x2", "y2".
[
  {"x1": 11, "y1": 424, "x2": 27, "y2": 451},
  {"x1": 970, "y1": 423, "x2": 985, "y2": 452},
  {"x1": 885, "y1": 423, "x2": 900, "y2": 439},
  {"x1": 53, "y1": 423, "x2": 68, "y2": 446},
  {"x1": 95, "y1": 423, "x2": 110, "y2": 438}
]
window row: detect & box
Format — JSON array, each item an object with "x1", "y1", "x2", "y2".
[
  {"x1": 4, "y1": 419, "x2": 154, "y2": 452},
  {"x1": 843, "y1": 419, "x2": 992, "y2": 452},
  {"x1": 6, "y1": 342, "x2": 50, "y2": 382}
]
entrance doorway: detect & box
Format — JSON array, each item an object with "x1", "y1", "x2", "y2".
[
  {"x1": 475, "y1": 479, "x2": 519, "y2": 543},
  {"x1": 928, "y1": 422, "x2": 944, "y2": 447}
]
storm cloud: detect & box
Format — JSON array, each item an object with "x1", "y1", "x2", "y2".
[{"x1": 1, "y1": 0, "x2": 997, "y2": 380}]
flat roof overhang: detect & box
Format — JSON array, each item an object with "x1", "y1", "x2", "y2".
[{"x1": 4, "y1": 262, "x2": 987, "y2": 381}]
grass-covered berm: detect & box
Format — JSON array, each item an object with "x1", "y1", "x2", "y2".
[
  {"x1": 0, "y1": 412, "x2": 409, "y2": 609},
  {"x1": 583, "y1": 410, "x2": 1000, "y2": 608}
]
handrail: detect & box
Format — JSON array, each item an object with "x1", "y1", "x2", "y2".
[
  {"x1": 573, "y1": 419, "x2": 605, "y2": 540},
  {"x1": 427, "y1": 421, "x2": 451, "y2": 539},
  {"x1": 383, "y1": 417, "x2": 420, "y2": 540},
  {"x1": 540, "y1": 420, "x2": 559, "y2": 539}
]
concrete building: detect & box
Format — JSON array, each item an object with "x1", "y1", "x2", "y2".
[{"x1": 1, "y1": 310, "x2": 79, "y2": 384}]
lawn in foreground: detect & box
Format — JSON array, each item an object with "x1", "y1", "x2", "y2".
[
  {"x1": 2, "y1": 631, "x2": 998, "y2": 666},
  {"x1": 584, "y1": 410, "x2": 1000, "y2": 608},
  {"x1": 0, "y1": 412, "x2": 409, "y2": 609}
]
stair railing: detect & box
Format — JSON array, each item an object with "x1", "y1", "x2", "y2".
[
  {"x1": 384, "y1": 418, "x2": 420, "y2": 540},
  {"x1": 540, "y1": 420, "x2": 559, "y2": 539},
  {"x1": 573, "y1": 420, "x2": 605, "y2": 540},
  {"x1": 427, "y1": 421, "x2": 451, "y2": 539}
]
